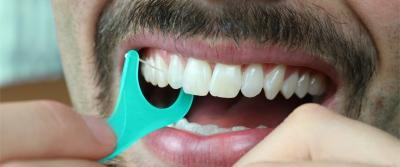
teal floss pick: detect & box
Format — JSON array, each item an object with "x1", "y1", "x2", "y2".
[{"x1": 100, "y1": 50, "x2": 194, "y2": 162}]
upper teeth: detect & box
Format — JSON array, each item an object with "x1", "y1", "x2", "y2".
[
  {"x1": 209, "y1": 64, "x2": 242, "y2": 98},
  {"x1": 141, "y1": 49, "x2": 327, "y2": 99},
  {"x1": 183, "y1": 58, "x2": 212, "y2": 96}
]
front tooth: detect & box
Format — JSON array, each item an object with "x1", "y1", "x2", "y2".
[
  {"x1": 264, "y1": 65, "x2": 286, "y2": 100},
  {"x1": 201, "y1": 124, "x2": 228, "y2": 136},
  {"x1": 147, "y1": 56, "x2": 158, "y2": 86},
  {"x1": 175, "y1": 118, "x2": 189, "y2": 129},
  {"x1": 256, "y1": 125, "x2": 268, "y2": 129},
  {"x1": 308, "y1": 73, "x2": 326, "y2": 96},
  {"x1": 141, "y1": 57, "x2": 151, "y2": 83},
  {"x1": 154, "y1": 55, "x2": 168, "y2": 88},
  {"x1": 295, "y1": 72, "x2": 310, "y2": 98},
  {"x1": 241, "y1": 64, "x2": 264, "y2": 98},
  {"x1": 183, "y1": 58, "x2": 212, "y2": 96},
  {"x1": 209, "y1": 64, "x2": 242, "y2": 98},
  {"x1": 231, "y1": 126, "x2": 249, "y2": 131},
  {"x1": 168, "y1": 54, "x2": 184, "y2": 89},
  {"x1": 281, "y1": 71, "x2": 299, "y2": 99}
]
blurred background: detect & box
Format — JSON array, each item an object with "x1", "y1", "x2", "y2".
[{"x1": 0, "y1": 0, "x2": 71, "y2": 104}]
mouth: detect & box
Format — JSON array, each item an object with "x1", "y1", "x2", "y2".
[{"x1": 119, "y1": 32, "x2": 338, "y2": 167}]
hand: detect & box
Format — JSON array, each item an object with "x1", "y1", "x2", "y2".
[
  {"x1": 234, "y1": 104, "x2": 400, "y2": 167},
  {"x1": 0, "y1": 101, "x2": 116, "y2": 167}
]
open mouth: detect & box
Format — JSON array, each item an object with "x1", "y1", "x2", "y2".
[{"x1": 119, "y1": 34, "x2": 338, "y2": 167}]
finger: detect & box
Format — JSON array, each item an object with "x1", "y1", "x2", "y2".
[
  {"x1": 243, "y1": 161, "x2": 382, "y2": 167},
  {"x1": 0, "y1": 101, "x2": 115, "y2": 163},
  {"x1": 2, "y1": 159, "x2": 105, "y2": 167},
  {"x1": 235, "y1": 104, "x2": 400, "y2": 167}
]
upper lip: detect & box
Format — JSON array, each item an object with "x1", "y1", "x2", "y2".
[{"x1": 119, "y1": 30, "x2": 340, "y2": 87}]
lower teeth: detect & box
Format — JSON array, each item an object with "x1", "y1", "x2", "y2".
[{"x1": 167, "y1": 118, "x2": 267, "y2": 136}]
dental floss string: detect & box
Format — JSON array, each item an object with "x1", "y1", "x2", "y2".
[
  {"x1": 138, "y1": 58, "x2": 168, "y2": 74},
  {"x1": 100, "y1": 50, "x2": 193, "y2": 163},
  {"x1": 126, "y1": 52, "x2": 166, "y2": 74}
]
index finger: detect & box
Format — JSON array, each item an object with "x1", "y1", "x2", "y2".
[
  {"x1": 234, "y1": 104, "x2": 400, "y2": 167},
  {"x1": 0, "y1": 101, "x2": 115, "y2": 163}
]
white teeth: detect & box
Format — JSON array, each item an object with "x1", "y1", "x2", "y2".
[
  {"x1": 154, "y1": 55, "x2": 168, "y2": 88},
  {"x1": 169, "y1": 118, "x2": 262, "y2": 136},
  {"x1": 173, "y1": 119, "x2": 230, "y2": 136},
  {"x1": 182, "y1": 58, "x2": 212, "y2": 96},
  {"x1": 231, "y1": 126, "x2": 250, "y2": 131},
  {"x1": 175, "y1": 118, "x2": 189, "y2": 128},
  {"x1": 281, "y1": 71, "x2": 299, "y2": 99},
  {"x1": 141, "y1": 50, "x2": 328, "y2": 99},
  {"x1": 168, "y1": 54, "x2": 184, "y2": 89},
  {"x1": 241, "y1": 64, "x2": 264, "y2": 98},
  {"x1": 146, "y1": 56, "x2": 158, "y2": 86},
  {"x1": 141, "y1": 57, "x2": 151, "y2": 83},
  {"x1": 295, "y1": 72, "x2": 310, "y2": 98},
  {"x1": 308, "y1": 73, "x2": 326, "y2": 96},
  {"x1": 264, "y1": 65, "x2": 286, "y2": 100},
  {"x1": 256, "y1": 125, "x2": 268, "y2": 129},
  {"x1": 209, "y1": 64, "x2": 242, "y2": 98}
]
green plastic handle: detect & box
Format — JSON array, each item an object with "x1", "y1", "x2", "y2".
[{"x1": 100, "y1": 50, "x2": 194, "y2": 162}]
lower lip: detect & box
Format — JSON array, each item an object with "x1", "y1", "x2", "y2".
[{"x1": 143, "y1": 127, "x2": 274, "y2": 167}]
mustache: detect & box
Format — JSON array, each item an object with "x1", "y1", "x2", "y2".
[{"x1": 95, "y1": 0, "x2": 377, "y2": 118}]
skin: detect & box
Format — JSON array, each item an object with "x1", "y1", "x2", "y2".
[{"x1": 0, "y1": 0, "x2": 399, "y2": 167}]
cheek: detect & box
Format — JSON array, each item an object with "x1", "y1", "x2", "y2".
[
  {"x1": 347, "y1": 1, "x2": 400, "y2": 138},
  {"x1": 346, "y1": 0, "x2": 400, "y2": 56},
  {"x1": 52, "y1": 0, "x2": 112, "y2": 115},
  {"x1": 347, "y1": 0, "x2": 400, "y2": 22},
  {"x1": 52, "y1": 0, "x2": 109, "y2": 63}
]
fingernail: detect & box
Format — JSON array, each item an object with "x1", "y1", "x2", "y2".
[{"x1": 83, "y1": 116, "x2": 116, "y2": 147}]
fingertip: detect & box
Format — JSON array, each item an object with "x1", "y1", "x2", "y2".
[
  {"x1": 36, "y1": 100, "x2": 73, "y2": 112},
  {"x1": 294, "y1": 103, "x2": 327, "y2": 113},
  {"x1": 82, "y1": 116, "x2": 116, "y2": 152},
  {"x1": 40, "y1": 101, "x2": 117, "y2": 157},
  {"x1": 0, "y1": 101, "x2": 117, "y2": 161},
  {"x1": 38, "y1": 101, "x2": 117, "y2": 152},
  {"x1": 289, "y1": 103, "x2": 333, "y2": 121}
]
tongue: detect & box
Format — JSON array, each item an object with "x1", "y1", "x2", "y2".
[{"x1": 186, "y1": 94, "x2": 310, "y2": 128}]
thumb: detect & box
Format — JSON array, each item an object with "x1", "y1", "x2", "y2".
[
  {"x1": 234, "y1": 103, "x2": 400, "y2": 167},
  {"x1": 0, "y1": 100, "x2": 116, "y2": 163}
]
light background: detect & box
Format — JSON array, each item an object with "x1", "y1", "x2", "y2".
[
  {"x1": 0, "y1": 0, "x2": 70, "y2": 104},
  {"x1": 0, "y1": 0, "x2": 62, "y2": 87}
]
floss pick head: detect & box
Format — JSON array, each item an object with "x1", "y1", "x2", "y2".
[{"x1": 100, "y1": 50, "x2": 194, "y2": 162}]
